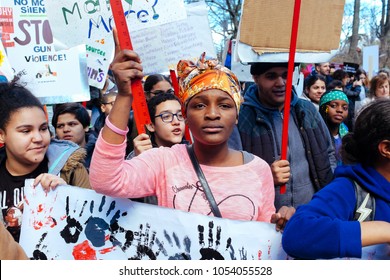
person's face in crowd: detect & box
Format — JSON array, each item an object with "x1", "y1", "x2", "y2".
[
  {"x1": 101, "y1": 95, "x2": 117, "y2": 117},
  {"x1": 55, "y1": 113, "x2": 88, "y2": 147},
  {"x1": 186, "y1": 89, "x2": 237, "y2": 146},
  {"x1": 0, "y1": 107, "x2": 50, "y2": 172},
  {"x1": 147, "y1": 100, "x2": 185, "y2": 147},
  {"x1": 306, "y1": 79, "x2": 326, "y2": 104},
  {"x1": 341, "y1": 75, "x2": 350, "y2": 86},
  {"x1": 253, "y1": 67, "x2": 288, "y2": 110},
  {"x1": 316, "y1": 63, "x2": 331, "y2": 76},
  {"x1": 375, "y1": 80, "x2": 390, "y2": 98},
  {"x1": 326, "y1": 100, "x2": 349, "y2": 125},
  {"x1": 359, "y1": 73, "x2": 367, "y2": 84},
  {"x1": 146, "y1": 80, "x2": 173, "y2": 101}
]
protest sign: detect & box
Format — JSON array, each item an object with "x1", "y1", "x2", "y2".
[
  {"x1": 45, "y1": 0, "x2": 187, "y2": 88},
  {"x1": 20, "y1": 179, "x2": 287, "y2": 260},
  {"x1": 130, "y1": 0, "x2": 216, "y2": 75},
  {"x1": 363, "y1": 45, "x2": 379, "y2": 79},
  {"x1": 235, "y1": 0, "x2": 344, "y2": 63},
  {"x1": 0, "y1": 0, "x2": 90, "y2": 104}
]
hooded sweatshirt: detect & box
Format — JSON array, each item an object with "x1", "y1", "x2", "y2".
[{"x1": 282, "y1": 164, "x2": 390, "y2": 259}]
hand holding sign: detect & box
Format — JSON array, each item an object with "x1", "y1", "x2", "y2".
[
  {"x1": 101, "y1": 30, "x2": 145, "y2": 143},
  {"x1": 110, "y1": 29, "x2": 144, "y2": 98}
]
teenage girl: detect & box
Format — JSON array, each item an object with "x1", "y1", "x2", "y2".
[
  {"x1": 319, "y1": 90, "x2": 349, "y2": 166},
  {"x1": 0, "y1": 81, "x2": 90, "y2": 241},
  {"x1": 90, "y1": 32, "x2": 294, "y2": 229}
]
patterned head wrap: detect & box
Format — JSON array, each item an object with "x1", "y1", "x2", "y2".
[
  {"x1": 319, "y1": 89, "x2": 349, "y2": 107},
  {"x1": 177, "y1": 52, "x2": 241, "y2": 111}
]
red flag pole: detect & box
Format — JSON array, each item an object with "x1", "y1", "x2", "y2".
[
  {"x1": 169, "y1": 69, "x2": 192, "y2": 143},
  {"x1": 280, "y1": 0, "x2": 301, "y2": 194}
]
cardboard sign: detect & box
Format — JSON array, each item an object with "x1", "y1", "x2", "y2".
[{"x1": 239, "y1": 0, "x2": 345, "y2": 54}]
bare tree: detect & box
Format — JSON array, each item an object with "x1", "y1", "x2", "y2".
[
  {"x1": 348, "y1": 0, "x2": 361, "y2": 63},
  {"x1": 184, "y1": 0, "x2": 242, "y2": 59},
  {"x1": 185, "y1": 0, "x2": 242, "y2": 38},
  {"x1": 376, "y1": 0, "x2": 390, "y2": 67}
]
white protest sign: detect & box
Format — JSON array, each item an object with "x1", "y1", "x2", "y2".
[
  {"x1": 20, "y1": 180, "x2": 287, "y2": 260},
  {"x1": 0, "y1": 0, "x2": 90, "y2": 104},
  {"x1": 131, "y1": 0, "x2": 216, "y2": 75},
  {"x1": 45, "y1": 0, "x2": 187, "y2": 88},
  {"x1": 363, "y1": 45, "x2": 379, "y2": 79}
]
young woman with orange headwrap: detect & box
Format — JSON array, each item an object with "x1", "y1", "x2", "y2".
[{"x1": 90, "y1": 33, "x2": 294, "y2": 229}]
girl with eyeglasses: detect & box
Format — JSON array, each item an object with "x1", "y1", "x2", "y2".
[
  {"x1": 90, "y1": 32, "x2": 295, "y2": 229},
  {"x1": 126, "y1": 93, "x2": 187, "y2": 160}
]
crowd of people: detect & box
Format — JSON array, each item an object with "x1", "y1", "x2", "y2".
[{"x1": 1, "y1": 39, "x2": 390, "y2": 260}]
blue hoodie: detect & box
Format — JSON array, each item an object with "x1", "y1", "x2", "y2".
[{"x1": 282, "y1": 164, "x2": 390, "y2": 259}]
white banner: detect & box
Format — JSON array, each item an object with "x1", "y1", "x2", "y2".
[
  {"x1": 19, "y1": 178, "x2": 390, "y2": 260},
  {"x1": 20, "y1": 179, "x2": 287, "y2": 260}
]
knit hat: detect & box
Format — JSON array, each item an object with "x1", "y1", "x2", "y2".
[{"x1": 177, "y1": 52, "x2": 241, "y2": 110}]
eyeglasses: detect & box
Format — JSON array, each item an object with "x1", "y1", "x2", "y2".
[
  {"x1": 102, "y1": 101, "x2": 115, "y2": 106},
  {"x1": 154, "y1": 112, "x2": 185, "y2": 123},
  {"x1": 148, "y1": 88, "x2": 175, "y2": 96}
]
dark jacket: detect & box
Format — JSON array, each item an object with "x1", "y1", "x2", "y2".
[
  {"x1": 282, "y1": 164, "x2": 390, "y2": 259},
  {"x1": 344, "y1": 84, "x2": 363, "y2": 131},
  {"x1": 84, "y1": 130, "x2": 97, "y2": 170},
  {"x1": 238, "y1": 84, "x2": 336, "y2": 210}
]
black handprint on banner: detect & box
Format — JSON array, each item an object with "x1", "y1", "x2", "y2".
[
  {"x1": 197, "y1": 221, "x2": 245, "y2": 260},
  {"x1": 32, "y1": 232, "x2": 51, "y2": 260},
  {"x1": 128, "y1": 223, "x2": 162, "y2": 260},
  {"x1": 60, "y1": 196, "x2": 84, "y2": 244},
  {"x1": 160, "y1": 230, "x2": 191, "y2": 260},
  {"x1": 198, "y1": 221, "x2": 225, "y2": 260},
  {"x1": 60, "y1": 196, "x2": 130, "y2": 250}
]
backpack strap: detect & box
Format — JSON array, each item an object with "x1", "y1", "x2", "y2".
[{"x1": 351, "y1": 179, "x2": 376, "y2": 222}]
